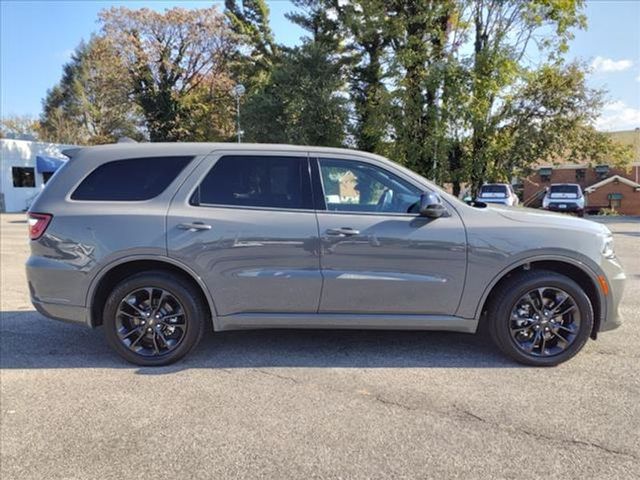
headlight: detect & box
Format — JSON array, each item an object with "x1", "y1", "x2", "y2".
[{"x1": 602, "y1": 236, "x2": 615, "y2": 259}]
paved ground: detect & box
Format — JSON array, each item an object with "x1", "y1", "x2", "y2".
[{"x1": 1, "y1": 213, "x2": 639, "y2": 479}]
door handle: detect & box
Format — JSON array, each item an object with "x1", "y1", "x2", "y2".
[
  {"x1": 178, "y1": 222, "x2": 212, "y2": 231},
  {"x1": 326, "y1": 227, "x2": 360, "y2": 237}
]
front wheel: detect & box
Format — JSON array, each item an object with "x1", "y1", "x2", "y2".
[
  {"x1": 103, "y1": 271, "x2": 207, "y2": 366},
  {"x1": 487, "y1": 270, "x2": 593, "y2": 366}
]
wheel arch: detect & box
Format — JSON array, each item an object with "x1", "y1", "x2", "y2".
[
  {"x1": 86, "y1": 256, "x2": 218, "y2": 330},
  {"x1": 477, "y1": 256, "x2": 605, "y2": 339}
]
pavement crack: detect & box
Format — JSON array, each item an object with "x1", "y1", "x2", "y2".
[
  {"x1": 252, "y1": 368, "x2": 301, "y2": 384},
  {"x1": 369, "y1": 395, "x2": 417, "y2": 412},
  {"x1": 456, "y1": 406, "x2": 638, "y2": 460}
]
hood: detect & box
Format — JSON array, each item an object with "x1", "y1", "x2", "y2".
[{"x1": 488, "y1": 205, "x2": 610, "y2": 236}]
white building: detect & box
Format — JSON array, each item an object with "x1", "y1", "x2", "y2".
[{"x1": 0, "y1": 139, "x2": 76, "y2": 212}]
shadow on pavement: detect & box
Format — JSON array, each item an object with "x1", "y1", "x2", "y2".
[{"x1": 0, "y1": 310, "x2": 519, "y2": 373}]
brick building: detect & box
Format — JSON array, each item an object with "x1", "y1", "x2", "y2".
[{"x1": 523, "y1": 129, "x2": 640, "y2": 215}]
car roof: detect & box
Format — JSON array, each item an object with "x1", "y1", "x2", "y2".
[{"x1": 63, "y1": 142, "x2": 375, "y2": 159}]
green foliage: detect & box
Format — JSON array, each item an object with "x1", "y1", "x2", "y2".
[
  {"x1": 36, "y1": 0, "x2": 631, "y2": 191},
  {"x1": 385, "y1": 0, "x2": 458, "y2": 180},
  {"x1": 464, "y1": 0, "x2": 592, "y2": 194},
  {"x1": 242, "y1": 41, "x2": 347, "y2": 146},
  {"x1": 334, "y1": 0, "x2": 394, "y2": 155},
  {"x1": 489, "y1": 63, "x2": 634, "y2": 181},
  {"x1": 225, "y1": 0, "x2": 280, "y2": 89},
  {"x1": 100, "y1": 6, "x2": 236, "y2": 142},
  {"x1": 39, "y1": 37, "x2": 142, "y2": 145}
]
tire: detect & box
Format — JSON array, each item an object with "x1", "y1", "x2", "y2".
[
  {"x1": 103, "y1": 271, "x2": 207, "y2": 366},
  {"x1": 486, "y1": 270, "x2": 593, "y2": 366}
]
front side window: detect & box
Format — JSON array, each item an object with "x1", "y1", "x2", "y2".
[
  {"x1": 193, "y1": 155, "x2": 312, "y2": 210},
  {"x1": 318, "y1": 158, "x2": 421, "y2": 214},
  {"x1": 71, "y1": 156, "x2": 193, "y2": 201},
  {"x1": 12, "y1": 167, "x2": 35, "y2": 188}
]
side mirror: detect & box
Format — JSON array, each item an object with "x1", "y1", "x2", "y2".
[{"x1": 419, "y1": 192, "x2": 447, "y2": 218}]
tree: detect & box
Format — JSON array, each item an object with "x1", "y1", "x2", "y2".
[
  {"x1": 464, "y1": 0, "x2": 588, "y2": 194},
  {"x1": 385, "y1": 0, "x2": 458, "y2": 180},
  {"x1": 0, "y1": 115, "x2": 40, "y2": 140},
  {"x1": 242, "y1": 41, "x2": 347, "y2": 146},
  {"x1": 225, "y1": 0, "x2": 280, "y2": 89},
  {"x1": 327, "y1": 0, "x2": 394, "y2": 154},
  {"x1": 99, "y1": 6, "x2": 237, "y2": 141},
  {"x1": 39, "y1": 37, "x2": 141, "y2": 145},
  {"x1": 287, "y1": 0, "x2": 342, "y2": 48},
  {"x1": 491, "y1": 63, "x2": 633, "y2": 180}
]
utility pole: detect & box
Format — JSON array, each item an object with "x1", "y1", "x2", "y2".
[{"x1": 233, "y1": 84, "x2": 246, "y2": 143}]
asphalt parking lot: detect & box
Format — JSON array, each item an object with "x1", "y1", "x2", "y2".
[{"x1": 1, "y1": 213, "x2": 639, "y2": 479}]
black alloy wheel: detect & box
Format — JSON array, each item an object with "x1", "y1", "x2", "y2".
[
  {"x1": 115, "y1": 287, "x2": 188, "y2": 357},
  {"x1": 487, "y1": 270, "x2": 593, "y2": 366},
  {"x1": 103, "y1": 271, "x2": 207, "y2": 366}
]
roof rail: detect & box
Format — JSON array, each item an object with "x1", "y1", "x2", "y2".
[{"x1": 117, "y1": 137, "x2": 138, "y2": 143}]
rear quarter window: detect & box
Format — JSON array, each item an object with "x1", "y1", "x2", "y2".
[{"x1": 71, "y1": 156, "x2": 193, "y2": 201}]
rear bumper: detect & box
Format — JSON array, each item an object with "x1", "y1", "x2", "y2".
[
  {"x1": 546, "y1": 203, "x2": 583, "y2": 212},
  {"x1": 31, "y1": 298, "x2": 89, "y2": 326},
  {"x1": 26, "y1": 254, "x2": 91, "y2": 327}
]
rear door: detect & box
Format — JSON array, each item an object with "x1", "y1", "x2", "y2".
[
  {"x1": 167, "y1": 150, "x2": 322, "y2": 316},
  {"x1": 313, "y1": 155, "x2": 467, "y2": 315}
]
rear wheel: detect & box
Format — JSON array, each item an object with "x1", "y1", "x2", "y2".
[
  {"x1": 487, "y1": 270, "x2": 593, "y2": 366},
  {"x1": 103, "y1": 271, "x2": 207, "y2": 366}
]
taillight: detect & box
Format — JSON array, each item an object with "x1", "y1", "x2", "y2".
[{"x1": 27, "y1": 213, "x2": 52, "y2": 240}]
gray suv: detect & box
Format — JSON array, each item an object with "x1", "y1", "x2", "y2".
[{"x1": 26, "y1": 143, "x2": 625, "y2": 366}]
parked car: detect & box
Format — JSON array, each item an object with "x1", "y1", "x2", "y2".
[
  {"x1": 542, "y1": 183, "x2": 585, "y2": 217},
  {"x1": 475, "y1": 183, "x2": 520, "y2": 206},
  {"x1": 26, "y1": 143, "x2": 624, "y2": 366}
]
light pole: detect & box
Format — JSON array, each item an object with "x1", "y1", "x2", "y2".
[{"x1": 233, "y1": 84, "x2": 246, "y2": 143}]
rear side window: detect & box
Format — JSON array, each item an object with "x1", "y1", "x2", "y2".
[
  {"x1": 193, "y1": 155, "x2": 312, "y2": 210},
  {"x1": 71, "y1": 156, "x2": 193, "y2": 201}
]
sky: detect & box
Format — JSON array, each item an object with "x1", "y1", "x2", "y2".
[{"x1": 1, "y1": 0, "x2": 639, "y2": 131}]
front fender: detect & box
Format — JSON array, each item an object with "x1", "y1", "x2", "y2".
[{"x1": 457, "y1": 249, "x2": 607, "y2": 322}]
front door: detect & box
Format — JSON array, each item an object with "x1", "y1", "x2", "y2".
[
  {"x1": 167, "y1": 152, "x2": 322, "y2": 316},
  {"x1": 314, "y1": 157, "x2": 467, "y2": 315}
]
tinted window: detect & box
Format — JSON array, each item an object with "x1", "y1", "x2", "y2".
[
  {"x1": 480, "y1": 185, "x2": 507, "y2": 194},
  {"x1": 71, "y1": 156, "x2": 193, "y2": 201},
  {"x1": 479, "y1": 185, "x2": 508, "y2": 198},
  {"x1": 549, "y1": 185, "x2": 580, "y2": 194},
  {"x1": 318, "y1": 159, "x2": 421, "y2": 214},
  {"x1": 194, "y1": 155, "x2": 312, "y2": 210},
  {"x1": 12, "y1": 167, "x2": 35, "y2": 188}
]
